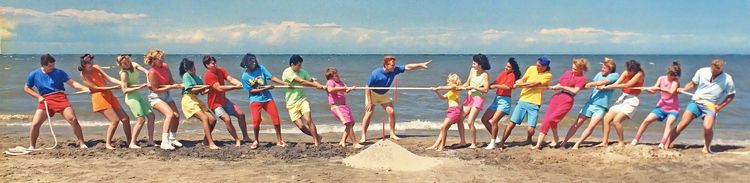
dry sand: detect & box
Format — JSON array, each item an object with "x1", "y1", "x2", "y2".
[{"x1": 2, "y1": 129, "x2": 750, "y2": 182}]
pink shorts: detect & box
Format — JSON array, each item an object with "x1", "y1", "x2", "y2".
[
  {"x1": 330, "y1": 105, "x2": 354, "y2": 124},
  {"x1": 462, "y1": 95, "x2": 484, "y2": 110},
  {"x1": 445, "y1": 106, "x2": 462, "y2": 123}
]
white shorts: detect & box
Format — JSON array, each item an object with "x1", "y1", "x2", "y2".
[
  {"x1": 148, "y1": 92, "x2": 174, "y2": 107},
  {"x1": 609, "y1": 93, "x2": 640, "y2": 118}
]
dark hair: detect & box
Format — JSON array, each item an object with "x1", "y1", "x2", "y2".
[
  {"x1": 240, "y1": 53, "x2": 259, "y2": 71},
  {"x1": 472, "y1": 53, "x2": 491, "y2": 70},
  {"x1": 78, "y1": 53, "x2": 94, "y2": 71},
  {"x1": 289, "y1": 54, "x2": 303, "y2": 66},
  {"x1": 40, "y1": 54, "x2": 55, "y2": 66},
  {"x1": 179, "y1": 58, "x2": 195, "y2": 77},
  {"x1": 508, "y1": 57, "x2": 522, "y2": 81},
  {"x1": 202, "y1": 55, "x2": 216, "y2": 68},
  {"x1": 668, "y1": 61, "x2": 681, "y2": 77},
  {"x1": 626, "y1": 59, "x2": 643, "y2": 74}
]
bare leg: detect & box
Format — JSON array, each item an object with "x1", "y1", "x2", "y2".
[
  {"x1": 702, "y1": 116, "x2": 717, "y2": 154},
  {"x1": 597, "y1": 110, "x2": 617, "y2": 147},
  {"x1": 562, "y1": 116, "x2": 589, "y2": 147},
  {"x1": 194, "y1": 111, "x2": 218, "y2": 149},
  {"x1": 302, "y1": 112, "x2": 321, "y2": 146},
  {"x1": 611, "y1": 113, "x2": 629, "y2": 147},
  {"x1": 151, "y1": 102, "x2": 174, "y2": 149},
  {"x1": 145, "y1": 112, "x2": 156, "y2": 145},
  {"x1": 573, "y1": 115, "x2": 604, "y2": 149},
  {"x1": 498, "y1": 123, "x2": 516, "y2": 149},
  {"x1": 130, "y1": 116, "x2": 146, "y2": 148},
  {"x1": 167, "y1": 101, "x2": 180, "y2": 138},
  {"x1": 100, "y1": 108, "x2": 121, "y2": 149},
  {"x1": 665, "y1": 111, "x2": 695, "y2": 150},
  {"x1": 233, "y1": 111, "x2": 251, "y2": 142},
  {"x1": 360, "y1": 105, "x2": 375, "y2": 142},
  {"x1": 660, "y1": 115, "x2": 678, "y2": 147},
  {"x1": 633, "y1": 113, "x2": 659, "y2": 145},
  {"x1": 61, "y1": 107, "x2": 86, "y2": 148},
  {"x1": 28, "y1": 109, "x2": 48, "y2": 149},
  {"x1": 465, "y1": 106, "x2": 481, "y2": 148},
  {"x1": 427, "y1": 118, "x2": 451, "y2": 150},
  {"x1": 114, "y1": 108, "x2": 132, "y2": 147},
  {"x1": 218, "y1": 113, "x2": 241, "y2": 147},
  {"x1": 382, "y1": 103, "x2": 399, "y2": 140}
]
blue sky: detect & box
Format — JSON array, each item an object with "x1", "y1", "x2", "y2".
[{"x1": 0, "y1": 1, "x2": 748, "y2": 54}]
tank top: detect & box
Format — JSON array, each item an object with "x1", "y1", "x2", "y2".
[
  {"x1": 121, "y1": 70, "x2": 143, "y2": 100},
  {"x1": 621, "y1": 71, "x2": 644, "y2": 95},
  {"x1": 468, "y1": 71, "x2": 487, "y2": 96},
  {"x1": 149, "y1": 63, "x2": 172, "y2": 86},
  {"x1": 656, "y1": 76, "x2": 680, "y2": 112},
  {"x1": 82, "y1": 68, "x2": 107, "y2": 93},
  {"x1": 444, "y1": 89, "x2": 460, "y2": 106}
]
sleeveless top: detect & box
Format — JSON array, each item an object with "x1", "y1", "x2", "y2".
[
  {"x1": 149, "y1": 63, "x2": 172, "y2": 86},
  {"x1": 82, "y1": 68, "x2": 108, "y2": 94},
  {"x1": 621, "y1": 71, "x2": 644, "y2": 95},
  {"x1": 468, "y1": 71, "x2": 487, "y2": 96}
]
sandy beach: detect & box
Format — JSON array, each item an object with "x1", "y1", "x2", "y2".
[{"x1": 2, "y1": 128, "x2": 749, "y2": 183}]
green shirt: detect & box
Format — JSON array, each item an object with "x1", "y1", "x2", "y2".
[
  {"x1": 282, "y1": 67, "x2": 312, "y2": 107},
  {"x1": 182, "y1": 73, "x2": 204, "y2": 94}
]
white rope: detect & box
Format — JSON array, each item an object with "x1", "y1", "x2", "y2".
[{"x1": 43, "y1": 100, "x2": 58, "y2": 150}]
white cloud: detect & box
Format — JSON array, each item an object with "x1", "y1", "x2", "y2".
[
  {"x1": 0, "y1": 6, "x2": 45, "y2": 17},
  {"x1": 480, "y1": 29, "x2": 512, "y2": 44},
  {"x1": 143, "y1": 30, "x2": 210, "y2": 44},
  {"x1": 531, "y1": 27, "x2": 641, "y2": 44},
  {"x1": 0, "y1": 6, "x2": 147, "y2": 23},
  {"x1": 0, "y1": 17, "x2": 16, "y2": 39},
  {"x1": 50, "y1": 9, "x2": 147, "y2": 23}
]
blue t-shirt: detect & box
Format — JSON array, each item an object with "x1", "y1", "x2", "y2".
[
  {"x1": 586, "y1": 72, "x2": 620, "y2": 107},
  {"x1": 366, "y1": 65, "x2": 406, "y2": 94},
  {"x1": 25, "y1": 68, "x2": 70, "y2": 96},
  {"x1": 242, "y1": 65, "x2": 274, "y2": 103}
]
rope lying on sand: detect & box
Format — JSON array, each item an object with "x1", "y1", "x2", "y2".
[{"x1": 4, "y1": 101, "x2": 58, "y2": 156}]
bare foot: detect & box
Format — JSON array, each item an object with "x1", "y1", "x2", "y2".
[
  {"x1": 548, "y1": 141, "x2": 559, "y2": 148},
  {"x1": 353, "y1": 143, "x2": 364, "y2": 149},
  {"x1": 532, "y1": 146, "x2": 541, "y2": 150},
  {"x1": 105, "y1": 144, "x2": 116, "y2": 150},
  {"x1": 468, "y1": 144, "x2": 477, "y2": 149},
  {"x1": 338, "y1": 142, "x2": 346, "y2": 147},
  {"x1": 235, "y1": 140, "x2": 242, "y2": 147},
  {"x1": 571, "y1": 144, "x2": 580, "y2": 150},
  {"x1": 128, "y1": 144, "x2": 142, "y2": 149},
  {"x1": 616, "y1": 142, "x2": 625, "y2": 148},
  {"x1": 80, "y1": 144, "x2": 89, "y2": 149},
  {"x1": 702, "y1": 147, "x2": 713, "y2": 154},
  {"x1": 498, "y1": 144, "x2": 506, "y2": 150},
  {"x1": 251, "y1": 141, "x2": 259, "y2": 149},
  {"x1": 390, "y1": 134, "x2": 401, "y2": 140},
  {"x1": 208, "y1": 145, "x2": 220, "y2": 150},
  {"x1": 359, "y1": 137, "x2": 367, "y2": 143},
  {"x1": 276, "y1": 141, "x2": 287, "y2": 147},
  {"x1": 436, "y1": 148, "x2": 444, "y2": 152},
  {"x1": 425, "y1": 145, "x2": 437, "y2": 150},
  {"x1": 595, "y1": 142, "x2": 609, "y2": 147}
]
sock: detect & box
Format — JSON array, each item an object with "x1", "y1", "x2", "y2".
[
  {"x1": 634, "y1": 135, "x2": 641, "y2": 142},
  {"x1": 660, "y1": 138, "x2": 667, "y2": 144},
  {"x1": 162, "y1": 133, "x2": 169, "y2": 142},
  {"x1": 168, "y1": 132, "x2": 176, "y2": 140}
]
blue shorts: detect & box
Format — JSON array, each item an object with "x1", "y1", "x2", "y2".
[
  {"x1": 650, "y1": 107, "x2": 679, "y2": 122},
  {"x1": 509, "y1": 101, "x2": 540, "y2": 127},
  {"x1": 213, "y1": 101, "x2": 241, "y2": 118},
  {"x1": 686, "y1": 100, "x2": 717, "y2": 119},
  {"x1": 487, "y1": 96, "x2": 512, "y2": 115},
  {"x1": 579, "y1": 103, "x2": 607, "y2": 118}
]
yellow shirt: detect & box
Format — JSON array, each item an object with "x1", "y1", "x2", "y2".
[
  {"x1": 519, "y1": 66, "x2": 552, "y2": 105},
  {"x1": 444, "y1": 89, "x2": 460, "y2": 107}
]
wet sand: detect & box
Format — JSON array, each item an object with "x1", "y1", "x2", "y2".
[{"x1": 2, "y1": 129, "x2": 750, "y2": 182}]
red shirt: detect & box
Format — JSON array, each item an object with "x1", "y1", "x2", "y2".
[
  {"x1": 621, "y1": 72, "x2": 644, "y2": 95},
  {"x1": 494, "y1": 70, "x2": 516, "y2": 97},
  {"x1": 204, "y1": 67, "x2": 229, "y2": 109}
]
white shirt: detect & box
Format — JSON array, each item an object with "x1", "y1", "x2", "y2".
[{"x1": 691, "y1": 67, "x2": 736, "y2": 103}]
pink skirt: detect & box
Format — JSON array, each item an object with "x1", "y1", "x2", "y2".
[
  {"x1": 330, "y1": 104, "x2": 354, "y2": 124},
  {"x1": 445, "y1": 106, "x2": 462, "y2": 123}
]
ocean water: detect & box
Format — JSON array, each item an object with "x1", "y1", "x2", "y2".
[{"x1": 0, "y1": 54, "x2": 747, "y2": 142}]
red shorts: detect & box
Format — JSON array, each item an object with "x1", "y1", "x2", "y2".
[
  {"x1": 37, "y1": 93, "x2": 71, "y2": 117},
  {"x1": 250, "y1": 100, "x2": 281, "y2": 128}
]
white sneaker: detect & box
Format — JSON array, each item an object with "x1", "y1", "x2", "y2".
[
  {"x1": 658, "y1": 143, "x2": 665, "y2": 149},
  {"x1": 170, "y1": 140, "x2": 183, "y2": 148},
  {"x1": 630, "y1": 139, "x2": 638, "y2": 146},
  {"x1": 484, "y1": 142, "x2": 496, "y2": 150},
  {"x1": 495, "y1": 137, "x2": 501, "y2": 144},
  {"x1": 160, "y1": 141, "x2": 175, "y2": 150}
]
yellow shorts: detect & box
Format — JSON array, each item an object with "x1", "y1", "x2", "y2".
[
  {"x1": 181, "y1": 94, "x2": 210, "y2": 119},
  {"x1": 369, "y1": 92, "x2": 392, "y2": 105},
  {"x1": 286, "y1": 99, "x2": 311, "y2": 121}
]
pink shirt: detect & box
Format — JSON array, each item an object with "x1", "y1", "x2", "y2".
[
  {"x1": 326, "y1": 79, "x2": 347, "y2": 105},
  {"x1": 656, "y1": 76, "x2": 680, "y2": 112},
  {"x1": 150, "y1": 63, "x2": 172, "y2": 85}
]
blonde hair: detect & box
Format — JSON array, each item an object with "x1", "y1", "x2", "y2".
[
  {"x1": 116, "y1": 54, "x2": 134, "y2": 72},
  {"x1": 573, "y1": 58, "x2": 589, "y2": 72},
  {"x1": 446, "y1": 73, "x2": 462, "y2": 87},
  {"x1": 144, "y1": 48, "x2": 165, "y2": 65},
  {"x1": 602, "y1": 57, "x2": 617, "y2": 73}
]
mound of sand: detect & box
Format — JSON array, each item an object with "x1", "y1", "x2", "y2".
[{"x1": 343, "y1": 140, "x2": 442, "y2": 171}]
